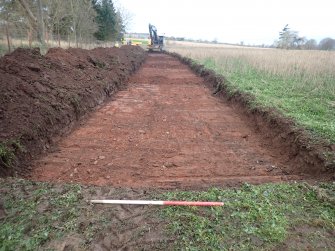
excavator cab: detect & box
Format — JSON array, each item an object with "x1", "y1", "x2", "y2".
[{"x1": 148, "y1": 24, "x2": 164, "y2": 52}]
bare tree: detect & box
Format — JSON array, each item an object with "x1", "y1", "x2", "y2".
[
  {"x1": 303, "y1": 39, "x2": 318, "y2": 50},
  {"x1": 69, "y1": 0, "x2": 97, "y2": 47},
  {"x1": 45, "y1": 0, "x2": 72, "y2": 46},
  {"x1": 0, "y1": 0, "x2": 117, "y2": 52},
  {"x1": 4, "y1": 20, "x2": 11, "y2": 52},
  {"x1": 0, "y1": 1, "x2": 12, "y2": 52},
  {"x1": 36, "y1": 0, "x2": 45, "y2": 45},
  {"x1": 17, "y1": 0, "x2": 37, "y2": 27},
  {"x1": 17, "y1": 0, "x2": 45, "y2": 45},
  {"x1": 75, "y1": 0, "x2": 98, "y2": 46},
  {"x1": 294, "y1": 36, "x2": 307, "y2": 49},
  {"x1": 115, "y1": 4, "x2": 133, "y2": 32},
  {"x1": 319, "y1": 38, "x2": 335, "y2": 50},
  {"x1": 0, "y1": 0, "x2": 23, "y2": 52}
]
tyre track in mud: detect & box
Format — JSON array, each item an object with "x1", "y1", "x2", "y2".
[{"x1": 30, "y1": 53, "x2": 304, "y2": 188}]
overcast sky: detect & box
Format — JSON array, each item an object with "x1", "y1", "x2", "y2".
[{"x1": 117, "y1": 0, "x2": 334, "y2": 45}]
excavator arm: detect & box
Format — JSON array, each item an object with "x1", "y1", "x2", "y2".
[
  {"x1": 148, "y1": 23, "x2": 164, "y2": 51},
  {"x1": 149, "y1": 24, "x2": 159, "y2": 45}
]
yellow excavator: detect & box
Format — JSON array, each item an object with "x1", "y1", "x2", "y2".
[{"x1": 148, "y1": 24, "x2": 164, "y2": 52}]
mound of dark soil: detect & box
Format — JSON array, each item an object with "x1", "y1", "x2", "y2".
[{"x1": 0, "y1": 46, "x2": 146, "y2": 176}]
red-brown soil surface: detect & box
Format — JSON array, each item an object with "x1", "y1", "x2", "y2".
[
  {"x1": 30, "y1": 54, "x2": 305, "y2": 188},
  {"x1": 0, "y1": 46, "x2": 146, "y2": 176}
]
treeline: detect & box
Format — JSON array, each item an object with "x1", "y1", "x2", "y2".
[
  {"x1": 275, "y1": 25, "x2": 335, "y2": 50},
  {"x1": 0, "y1": 0, "x2": 126, "y2": 52},
  {"x1": 168, "y1": 24, "x2": 335, "y2": 51}
]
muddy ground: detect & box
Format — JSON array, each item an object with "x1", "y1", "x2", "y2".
[
  {"x1": 29, "y1": 53, "x2": 328, "y2": 188},
  {"x1": 0, "y1": 46, "x2": 146, "y2": 176},
  {"x1": 0, "y1": 178, "x2": 170, "y2": 250}
]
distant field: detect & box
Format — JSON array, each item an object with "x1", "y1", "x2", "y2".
[
  {"x1": 166, "y1": 40, "x2": 254, "y2": 49},
  {"x1": 167, "y1": 43, "x2": 335, "y2": 143},
  {"x1": 125, "y1": 38, "x2": 149, "y2": 45}
]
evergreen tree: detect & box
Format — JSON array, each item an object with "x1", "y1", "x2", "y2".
[{"x1": 92, "y1": 0, "x2": 119, "y2": 41}]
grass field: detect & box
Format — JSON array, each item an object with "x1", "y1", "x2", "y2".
[
  {"x1": 1, "y1": 179, "x2": 334, "y2": 250},
  {"x1": 166, "y1": 42, "x2": 335, "y2": 143},
  {"x1": 125, "y1": 38, "x2": 149, "y2": 45}
]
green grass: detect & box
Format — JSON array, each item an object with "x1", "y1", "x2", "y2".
[
  {"x1": 160, "y1": 183, "x2": 335, "y2": 250},
  {"x1": 0, "y1": 139, "x2": 25, "y2": 169},
  {"x1": 0, "y1": 143, "x2": 15, "y2": 168},
  {"x1": 0, "y1": 179, "x2": 159, "y2": 250},
  {"x1": 129, "y1": 39, "x2": 149, "y2": 45},
  {"x1": 0, "y1": 180, "x2": 83, "y2": 250},
  {"x1": 200, "y1": 57, "x2": 335, "y2": 143},
  {"x1": 1, "y1": 179, "x2": 334, "y2": 250}
]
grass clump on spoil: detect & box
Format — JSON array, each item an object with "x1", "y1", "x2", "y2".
[
  {"x1": 168, "y1": 45, "x2": 335, "y2": 143},
  {"x1": 0, "y1": 140, "x2": 24, "y2": 168},
  {"x1": 0, "y1": 143, "x2": 15, "y2": 168},
  {"x1": 160, "y1": 183, "x2": 335, "y2": 250}
]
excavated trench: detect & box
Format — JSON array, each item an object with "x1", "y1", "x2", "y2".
[{"x1": 29, "y1": 53, "x2": 313, "y2": 188}]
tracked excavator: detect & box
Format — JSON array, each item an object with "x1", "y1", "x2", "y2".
[{"x1": 148, "y1": 24, "x2": 164, "y2": 52}]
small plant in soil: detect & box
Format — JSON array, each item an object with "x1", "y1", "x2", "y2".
[
  {"x1": 0, "y1": 143, "x2": 15, "y2": 168},
  {"x1": 0, "y1": 139, "x2": 23, "y2": 168}
]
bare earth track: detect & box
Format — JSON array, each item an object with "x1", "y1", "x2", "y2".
[{"x1": 30, "y1": 54, "x2": 304, "y2": 188}]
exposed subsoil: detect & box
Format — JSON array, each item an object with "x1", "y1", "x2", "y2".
[
  {"x1": 0, "y1": 46, "x2": 146, "y2": 176},
  {"x1": 170, "y1": 52, "x2": 335, "y2": 177},
  {"x1": 30, "y1": 53, "x2": 311, "y2": 188}
]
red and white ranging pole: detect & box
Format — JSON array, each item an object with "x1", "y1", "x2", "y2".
[{"x1": 90, "y1": 199, "x2": 224, "y2": 206}]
